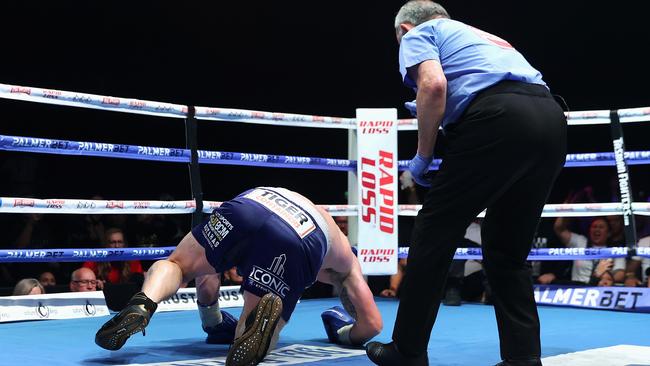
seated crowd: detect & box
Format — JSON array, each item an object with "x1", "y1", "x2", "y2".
[{"x1": 2, "y1": 182, "x2": 649, "y2": 299}]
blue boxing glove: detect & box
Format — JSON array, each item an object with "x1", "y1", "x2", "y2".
[
  {"x1": 321, "y1": 306, "x2": 356, "y2": 345},
  {"x1": 404, "y1": 100, "x2": 417, "y2": 117},
  {"x1": 408, "y1": 153, "x2": 433, "y2": 187},
  {"x1": 204, "y1": 310, "x2": 238, "y2": 344}
]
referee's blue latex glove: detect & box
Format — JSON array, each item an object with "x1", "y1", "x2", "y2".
[
  {"x1": 408, "y1": 153, "x2": 433, "y2": 187},
  {"x1": 404, "y1": 100, "x2": 417, "y2": 117}
]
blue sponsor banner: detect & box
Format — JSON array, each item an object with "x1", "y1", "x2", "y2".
[
  {"x1": 396, "y1": 151, "x2": 650, "y2": 171},
  {"x1": 398, "y1": 246, "x2": 637, "y2": 260},
  {"x1": 534, "y1": 285, "x2": 650, "y2": 313},
  {"x1": 4, "y1": 134, "x2": 649, "y2": 173},
  {"x1": 0, "y1": 134, "x2": 354, "y2": 171},
  {"x1": 0, "y1": 247, "x2": 176, "y2": 263}
]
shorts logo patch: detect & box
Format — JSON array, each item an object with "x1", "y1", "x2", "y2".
[
  {"x1": 244, "y1": 189, "x2": 316, "y2": 238},
  {"x1": 269, "y1": 253, "x2": 286, "y2": 277},
  {"x1": 201, "y1": 212, "x2": 233, "y2": 249},
  {"x1": 249, "y1": 254, "x2": 291, "y2": 298}
]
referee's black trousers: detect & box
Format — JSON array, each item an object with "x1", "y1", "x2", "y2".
[{"x1": 393, "y1": 81, "x2": 567, "y2": 361}]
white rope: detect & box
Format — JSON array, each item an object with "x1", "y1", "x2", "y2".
[
  {"x1": 397, "y1": 109, "x2": 650, "y2": 130},
  {"x1": 0, "y1": 83, "x2": 186, "y2": 118},
  {"x1": 0, "y1": 83, "x2": 353, "y2": 129},
  {"x1": 2, "y1": 197, "x2": 649, "y2": 217},
  {"x1": 3, "y1": 83, "x2": 649, "y2": 129},
  {"x1": 400, "y1": 203, "x2": 650, "y2": 217},
  {"x1": 194, "y1": 106, "x2": 356, "y2": 129}
]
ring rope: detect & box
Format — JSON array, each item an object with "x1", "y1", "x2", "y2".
[
  {"x1": 0, "y1": 83, "x2": 355, "y2": 129},
  {"x1": 2, "y1": 82, "x2": 650, "y2": 271},
  {"x1": 0, "y1": 134, "x2": 355, "y2": 171},
  {"x1": 1, "y1": 246, "x2": 647, "y2": 264},
  {"x1": 1, "y1": 197, "x2": 649, "y2": 217},
  {"x1": 399, "y1": 108, "x2": 650, "y2": 129},
  {"x1": 2, "y1": 134, "x2": 649, "y2": 172},
  {"x1": 2, "y1": 82, "x2": 650, "y2": 127}
]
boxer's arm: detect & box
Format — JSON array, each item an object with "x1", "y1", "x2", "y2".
[
  {"x1": 339, "y1": 262, "x2": 383, "y2": 344},
  {"x1": 315, "y1": 209, "x2": 382, "y2": 344},
  {"x1": 318, "y1": 257, "x2": 382, "y2": 344}
]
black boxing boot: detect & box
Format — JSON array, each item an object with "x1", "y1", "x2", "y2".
[
  {"x1": 366, "y1": 341, "x2": 428, "y2": 366},
  {"x1": 226, "y1": 293, "x2": 283, "y2": 366},
  {"x1": 95, "y1": 292, "x2": 158, "y2": 351}
]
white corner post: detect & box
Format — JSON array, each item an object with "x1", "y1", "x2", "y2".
[{"x1": 355, "y1": 108, "x2": 398, "y2": 275}]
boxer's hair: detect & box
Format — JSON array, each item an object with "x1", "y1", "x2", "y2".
[{"x1": 395, "y1": 0, "x2": 450, "y2": 30}]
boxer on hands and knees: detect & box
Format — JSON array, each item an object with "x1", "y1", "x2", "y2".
[{"x1": 95, "y1": 187, "x2": 381, "y2": 366}]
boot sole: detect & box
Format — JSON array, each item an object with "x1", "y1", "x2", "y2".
[
  {"x1": 226, "y1": 293, "x2": 283, "y2": 366},
  {"x1": 95, "y1": 306, "x2": 149, "y2": 351}
]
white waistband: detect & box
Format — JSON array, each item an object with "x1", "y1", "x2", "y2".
[{"x1": 264, "y1": 187, "x2": 331, "y2": 253}]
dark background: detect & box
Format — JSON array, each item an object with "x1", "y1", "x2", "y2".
[{"x1": 1, "y1": 0, "x2": 649, "y2": 208}]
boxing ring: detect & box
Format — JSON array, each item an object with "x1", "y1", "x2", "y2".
[
  {"x1": 1, "y1": 298, "x2": 649, "y2": 365},
  {"x1": 1, "y1": 83, "x2": 650, "y2": 365}
]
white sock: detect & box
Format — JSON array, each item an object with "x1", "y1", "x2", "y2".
[{"x1": 198, "y1": 300, "x2": 223, "y2": 328}]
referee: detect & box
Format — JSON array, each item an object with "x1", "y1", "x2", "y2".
[{"x1": 366, "y1": 1, "x2": 567, "y2": 365}]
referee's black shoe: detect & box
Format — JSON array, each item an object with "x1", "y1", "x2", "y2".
[
  {"x1": 226, "y1": 293, "x2": 283, "y2": 366},
  {"x1": 95, "y1": 292, "x2": 157, "y2": 351},
  {"x1": 366, "y1": 341, "x2": 428, "y2": 366}
]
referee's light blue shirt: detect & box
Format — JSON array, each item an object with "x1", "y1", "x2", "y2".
[{"x1": 399, "y1": 18, "x2": 546, "y2": 128}]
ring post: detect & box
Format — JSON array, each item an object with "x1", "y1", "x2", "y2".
[
  {"x1": 185, "y1": 105, "x2": 204, "y2": 226},
  {"x1": 348, "y1": 128, "x2": 359, "y2": 247},
  {"x1": 355, "y1": 108, "x2": 398, "y2": 275},
  {"x1": 609, "y1": 109, "x2": 638, "y2": 255}
]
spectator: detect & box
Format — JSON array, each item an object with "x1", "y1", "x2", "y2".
[
  {"x1": 442, "y1": 219, "x2": 483, "y2": 306},
  {"x1": 530, "y1": 223, "x2": 566, "y2": 283},
  {"x1": 604, "y1": 214, "x2": 644, "y2": 287},
  {"x1": 606, "y1": 215, "x2": 625, "y2": 246},
  {"x1": 536, "y1": 259, "x2": 571, "y2": 286},
  {"x1": 624, "y1": 235, "x2": 650, "y2": 287},
  {"x1": 552, "y1": 216, "x2": 625, "y2": 285},
  {"x1": 597, "y1": 270, "x2": 615, "y2": 287},
  {"x1": 333, "y1": 216, "x2": 349, "y2": 236},
  {"x1": 69, "y1": 267, "x2": 99, "y2": 292},
  {"x1": 38, "y1": 271, "x2": 56, "y2": 287},
  {"x1": 379, "y1": 172, "x2": 488, "y2": 305},
  {"x1": 83, "y1": 228, "x2": 144, "y2": 285},
  {"x1": 379, "y1": 220, "x2": 485, "y2": 303},
  {"x1": 380, "y1": 258, "x2": 407, "y2": 298},
  {"x1": 12, "y1": 278, "x2": 45, "y2": 296}
]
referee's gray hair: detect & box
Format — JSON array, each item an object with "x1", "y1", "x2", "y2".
[{"x1": 394, "y1": 0, "x2": 450, "y2": 30}]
